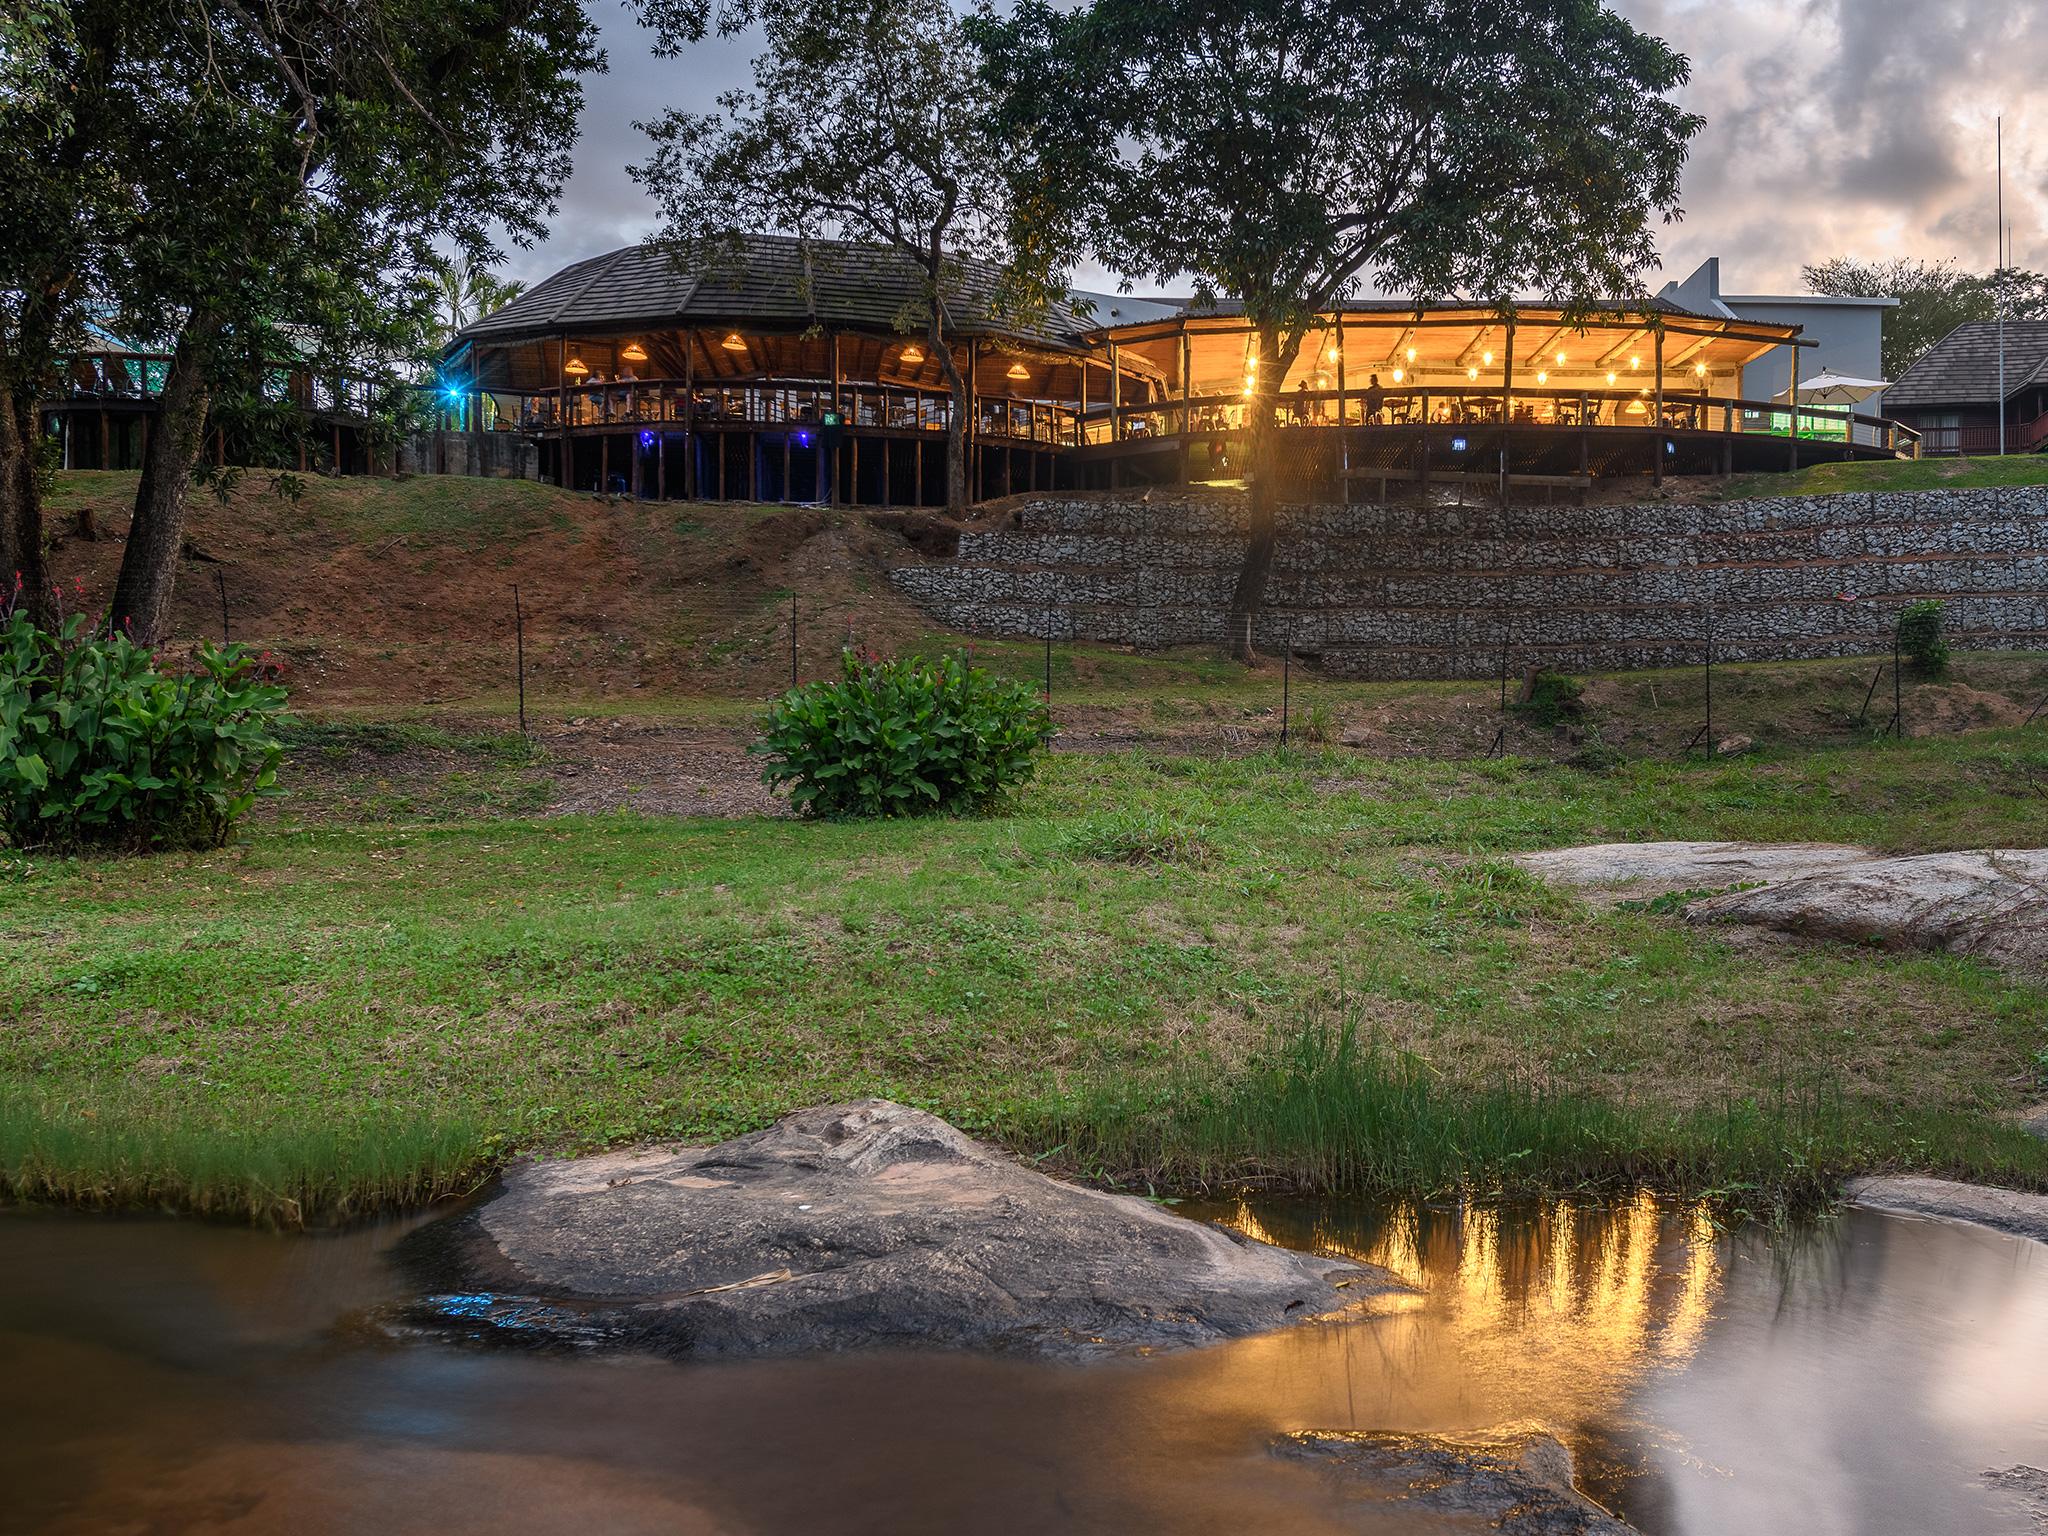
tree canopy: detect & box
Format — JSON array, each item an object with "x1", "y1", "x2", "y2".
[
  {"x1": 1804, "y1": 257, "x2": 2048, "y2": 380},
  {"x1": 1, "y1": 0, "x2": 600, "y2": 637},
  {"x1": 633, "y1": 0, "x2": 1060, "y2": 513},
  {"x1": 975, "y1": 0, "x2": 1702, "y2": 647}
]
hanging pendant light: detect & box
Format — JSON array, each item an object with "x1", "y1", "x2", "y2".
[
  {"x1": 720, "y1": 332, "x2": 747, "y2": 352},
  {"x1": 621, "y1": 341, "x2": 649, "y2": 363},
  {"x1": 1006, "y1": 361, "x2": 1029, "y2": 381},
  {"x1": 900, "y1": 343, "x2": 926, "y2": 365},
  {"x1": 564, "y1": 355, "x2": 590, "y2": 377}
]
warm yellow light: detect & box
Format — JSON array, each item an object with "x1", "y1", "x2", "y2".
[
  {"x1": 1006, "y1": 361, "x2": 1030, "y2": 381},
  {"x1": 720, "y1": 332, "x2": 747, "y2": 352},
  {"x1": 1315, "y1": 372, "x2": 1330, "y2": 388},
  {"x1": 564, "y1": 355, "x2": 590, "y2": 377},
  {"x1": 1482, "y1": 350, "x2": 1494, "y2": 366},
  {"x1": 900, "y1": 343, "x2": 926, "y2": 364},
  {"x1": 1326, "y1": 346, "x2": 1341, "y2": 363},
  {"x1": 1466, "y1": 366, "x2": 1479, "y2": 381},
  {"x1": 1606, "y1": 370, "x2": 1618, "y2": 385},
  {"x1": 1391, "y1": 367, "x2": 1405, "y2": 383},
  {"x1": 1694, "y1": 362, "x2": 1707, "y2": 377},
  {"x1": 1630, "y1": 356, "x2": 1641, "y2": 370},
  {"x1": 1536, "y1": 370, "x2": 1548, "y2": 384},
  {"x1": 1405, "y1": 347, "x2": 1417, "y2": 362},
  {"x1": 1555, "y1": 352, "x2": 1567, "y2": 365}
]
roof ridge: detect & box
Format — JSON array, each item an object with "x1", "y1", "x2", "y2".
[{"x1": 543, "y1": 246, "x2": 636, "y2": 327}]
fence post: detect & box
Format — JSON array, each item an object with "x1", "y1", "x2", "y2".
[
  {"x1": 1889, "y1": 620, "x2": 1903, "y2": 738},
  {"x1": 512, "y1": 584, "x2": 527, "y2": 738},
  {"x1": 215, "y1": 567, "x2": 230, "y2": 645},
  {"x1": 1281, "y1": 618, "x2": 1292, "y2": 748},
  {"x1": 1487, "y1": 627, "x2": 1508, "y2": 757}
]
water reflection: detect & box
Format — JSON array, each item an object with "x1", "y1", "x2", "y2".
[{"x1": 2, "y1": 1197, "x2": 2043, "y2": 1535}]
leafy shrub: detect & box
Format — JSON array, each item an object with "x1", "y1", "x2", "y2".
[
  {"x1": 755, "y1": 648, "x2": 1052, "y2": 817},
  {"x1": 1298, "y1": 701, "x2": 1335, "y2": 745},
  {"x1": 1896, "y1": 600, "x2": 1950, "y2": 676},
  {"x1": 0, "y1": 610, "x2": 289, "y2": 851},
  {"x1": 1511, "y1": 669, "x2": 1584, "y2": 728}
]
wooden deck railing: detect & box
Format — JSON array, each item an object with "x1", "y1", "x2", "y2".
[{"x1": 450, "y1": 377, "x2": 1920, "y2": 459}]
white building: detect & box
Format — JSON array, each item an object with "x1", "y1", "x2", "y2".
[{"x1": 1657, "y1": 258, "x2": 1895, "y2": 413}]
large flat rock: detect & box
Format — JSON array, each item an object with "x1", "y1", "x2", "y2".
[
  {"x1": 1275, "y1": 1428, "x2": 1638, "y2": 1534},
  {"x1": 1517, "y1": 840, "x2": 2048, "y2": 974},
  {"x1": 1846, "y1": 1175, "x2": 2048, "y2": 1245},
  {"x1": 1684, "y1": 849, "x2": 2048, "y2": 973},
  {"x1": 1515, "y1": 840, "x2": 1871, "y2": 894},
  {"x1": 397, "y1": 1100, "x2": 1407, "y2": 1359}
]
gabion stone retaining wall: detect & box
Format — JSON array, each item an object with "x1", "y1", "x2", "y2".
[{"x1": 885, "y1": 488, "x2": 2048, "y2": 678}]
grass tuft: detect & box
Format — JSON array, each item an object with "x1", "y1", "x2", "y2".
[
  {"x1": 1056, "y1": 809, "x2": 1215, "y2": 865},
  {"x1": 1032, "y1": 1015, "x2": 2048, "y2": 1217},
  {"x1": 0, "y1": 1090, "x2": 490, "y2": 1227}
]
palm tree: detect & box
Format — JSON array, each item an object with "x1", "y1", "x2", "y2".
[{"x1": 431, "y1": 255, "x2": 523, "y2": 345}]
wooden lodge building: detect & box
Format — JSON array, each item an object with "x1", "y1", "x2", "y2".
[
  {"x1": 1883, "y1": 320, "x2": 2048, "y2": 457},
  {"x1": 44, "y1": 235, "x2": 1921, "y2": 500}
]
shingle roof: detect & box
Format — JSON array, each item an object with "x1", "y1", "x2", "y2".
[
  {"x1": 454, "y1": 235, "x2": 1098, "y2": 350},
  {"x1": 1886, "y1": 320, "x2": 2048, "y2": 408}
]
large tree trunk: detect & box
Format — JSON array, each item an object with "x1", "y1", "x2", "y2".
[
  {"x1": 936, "y1": 327, "x2": 970, "y2": 516},
  {"x1": 1226, "y1": 327, "x2": 1301, "y2": 662},
  {"x1": 111, "y1": 323, "x2": 214, "y2": 645},
  {"x1": 0, "y1": 383, "x2": 53, "y2": 629}
]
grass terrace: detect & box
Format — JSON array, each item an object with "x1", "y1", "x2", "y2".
[{"x1": 5, "y1": 729, "x2": 2046, "y2": 1223}]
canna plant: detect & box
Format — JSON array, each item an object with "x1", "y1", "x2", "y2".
[
  {"x1": 0, "y1": 595, "x2": 289, "y2": 851},
  {"x1": 755, "y1": 647, "x2": 1053, "y2": 817}
]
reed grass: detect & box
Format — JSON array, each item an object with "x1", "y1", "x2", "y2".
[
  {"x1": 1032, "y1": 1017, "x2": 2048, "y2": 1215},
  {"x1": 0, "y1": 1090, "x2": 490, "y2": 1226}
]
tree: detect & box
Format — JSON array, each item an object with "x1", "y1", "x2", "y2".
[
  {"x1": 980, "y1": 0, "x2": 1700, "y2": 654},
  {"x1": 632, "y1": 0, "x2": 1054, "y2": 516},
  {"x1": 431, "y1": 255, "x2": 526, "y2": 352},
  {"x1": 1804, "y1": 257, "x2": 2048, "y2": 380},
  {"x1": 0, "y1": 1, "x2": 601, "y2": 644}
]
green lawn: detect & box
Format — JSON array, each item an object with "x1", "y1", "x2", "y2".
[
  {"x1": 1722, "y1": 451, "x2": 2048, "y2": 500},
  {"x1": 5, "y1": 732, "x2": 2047, "y2": 1221}
]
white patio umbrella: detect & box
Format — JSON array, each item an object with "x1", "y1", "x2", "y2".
[{"x1": 1774, "y1": 372, "x2": 1890, "y2": 407}]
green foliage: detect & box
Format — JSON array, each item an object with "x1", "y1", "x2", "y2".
[
  {"x1": 755, "y1": 649, "x2": 1052, "y2": 817},
  {"x1": 1511, "y1": 669, "x2": 1586, "y2": 728},
  {"x1": 1897, "y1": 601, "x2": 1951, "y2": 676},
  {"x1": 1299, "y1": 701, "x2": 1335, "y2": 745},
  {"x1": 1804, "y1": 257, "x2": 2048, "y2": 379},
  {"x1": 0, "y1": 611, "x2": 287, "y2": 851}
]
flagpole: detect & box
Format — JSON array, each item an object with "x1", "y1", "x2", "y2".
[{"x1": 1998, "y1": 115, "x2": 2007, "y2": 458}]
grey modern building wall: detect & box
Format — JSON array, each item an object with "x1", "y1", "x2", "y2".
[{"x1": 1657, "y1": 258, "x2": 1895, "y2": 411}]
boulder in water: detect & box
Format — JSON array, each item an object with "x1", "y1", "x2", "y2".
[{"x1": 398, "y1": 1100, "x2": 1408, "y2": 1359}]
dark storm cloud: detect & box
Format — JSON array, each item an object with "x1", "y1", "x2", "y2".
[{"x1": 505, "y1": 0, "x2": 2048, "y2": 297}]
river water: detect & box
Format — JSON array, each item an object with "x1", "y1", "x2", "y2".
[{"x1": 2, "y1": 1194, "x2": 2043, "y2": 1534}]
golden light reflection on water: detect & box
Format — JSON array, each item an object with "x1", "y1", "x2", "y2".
[{"x1": 1202, "y1": 1193, "x2": 1724, "y2": 1441}]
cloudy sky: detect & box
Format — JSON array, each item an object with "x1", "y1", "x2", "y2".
[{"x1": 500, "y1": 0, "x2": 2046, "y2": 299}]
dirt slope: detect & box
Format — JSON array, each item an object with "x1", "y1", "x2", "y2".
[{"x1": 42, "y1": 471, "x2": 940, "y2": 709}]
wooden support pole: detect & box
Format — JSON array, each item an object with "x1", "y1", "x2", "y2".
[
  {"x1": 682, "y1": 334, "x2": 697, "y2": 499},
  {"x1": 1787, "y1": 344, "x2": 1800, "y2": 471},
  {"x1": 1653, "y1": 326, "x2": 1665, "y2": 487}
]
